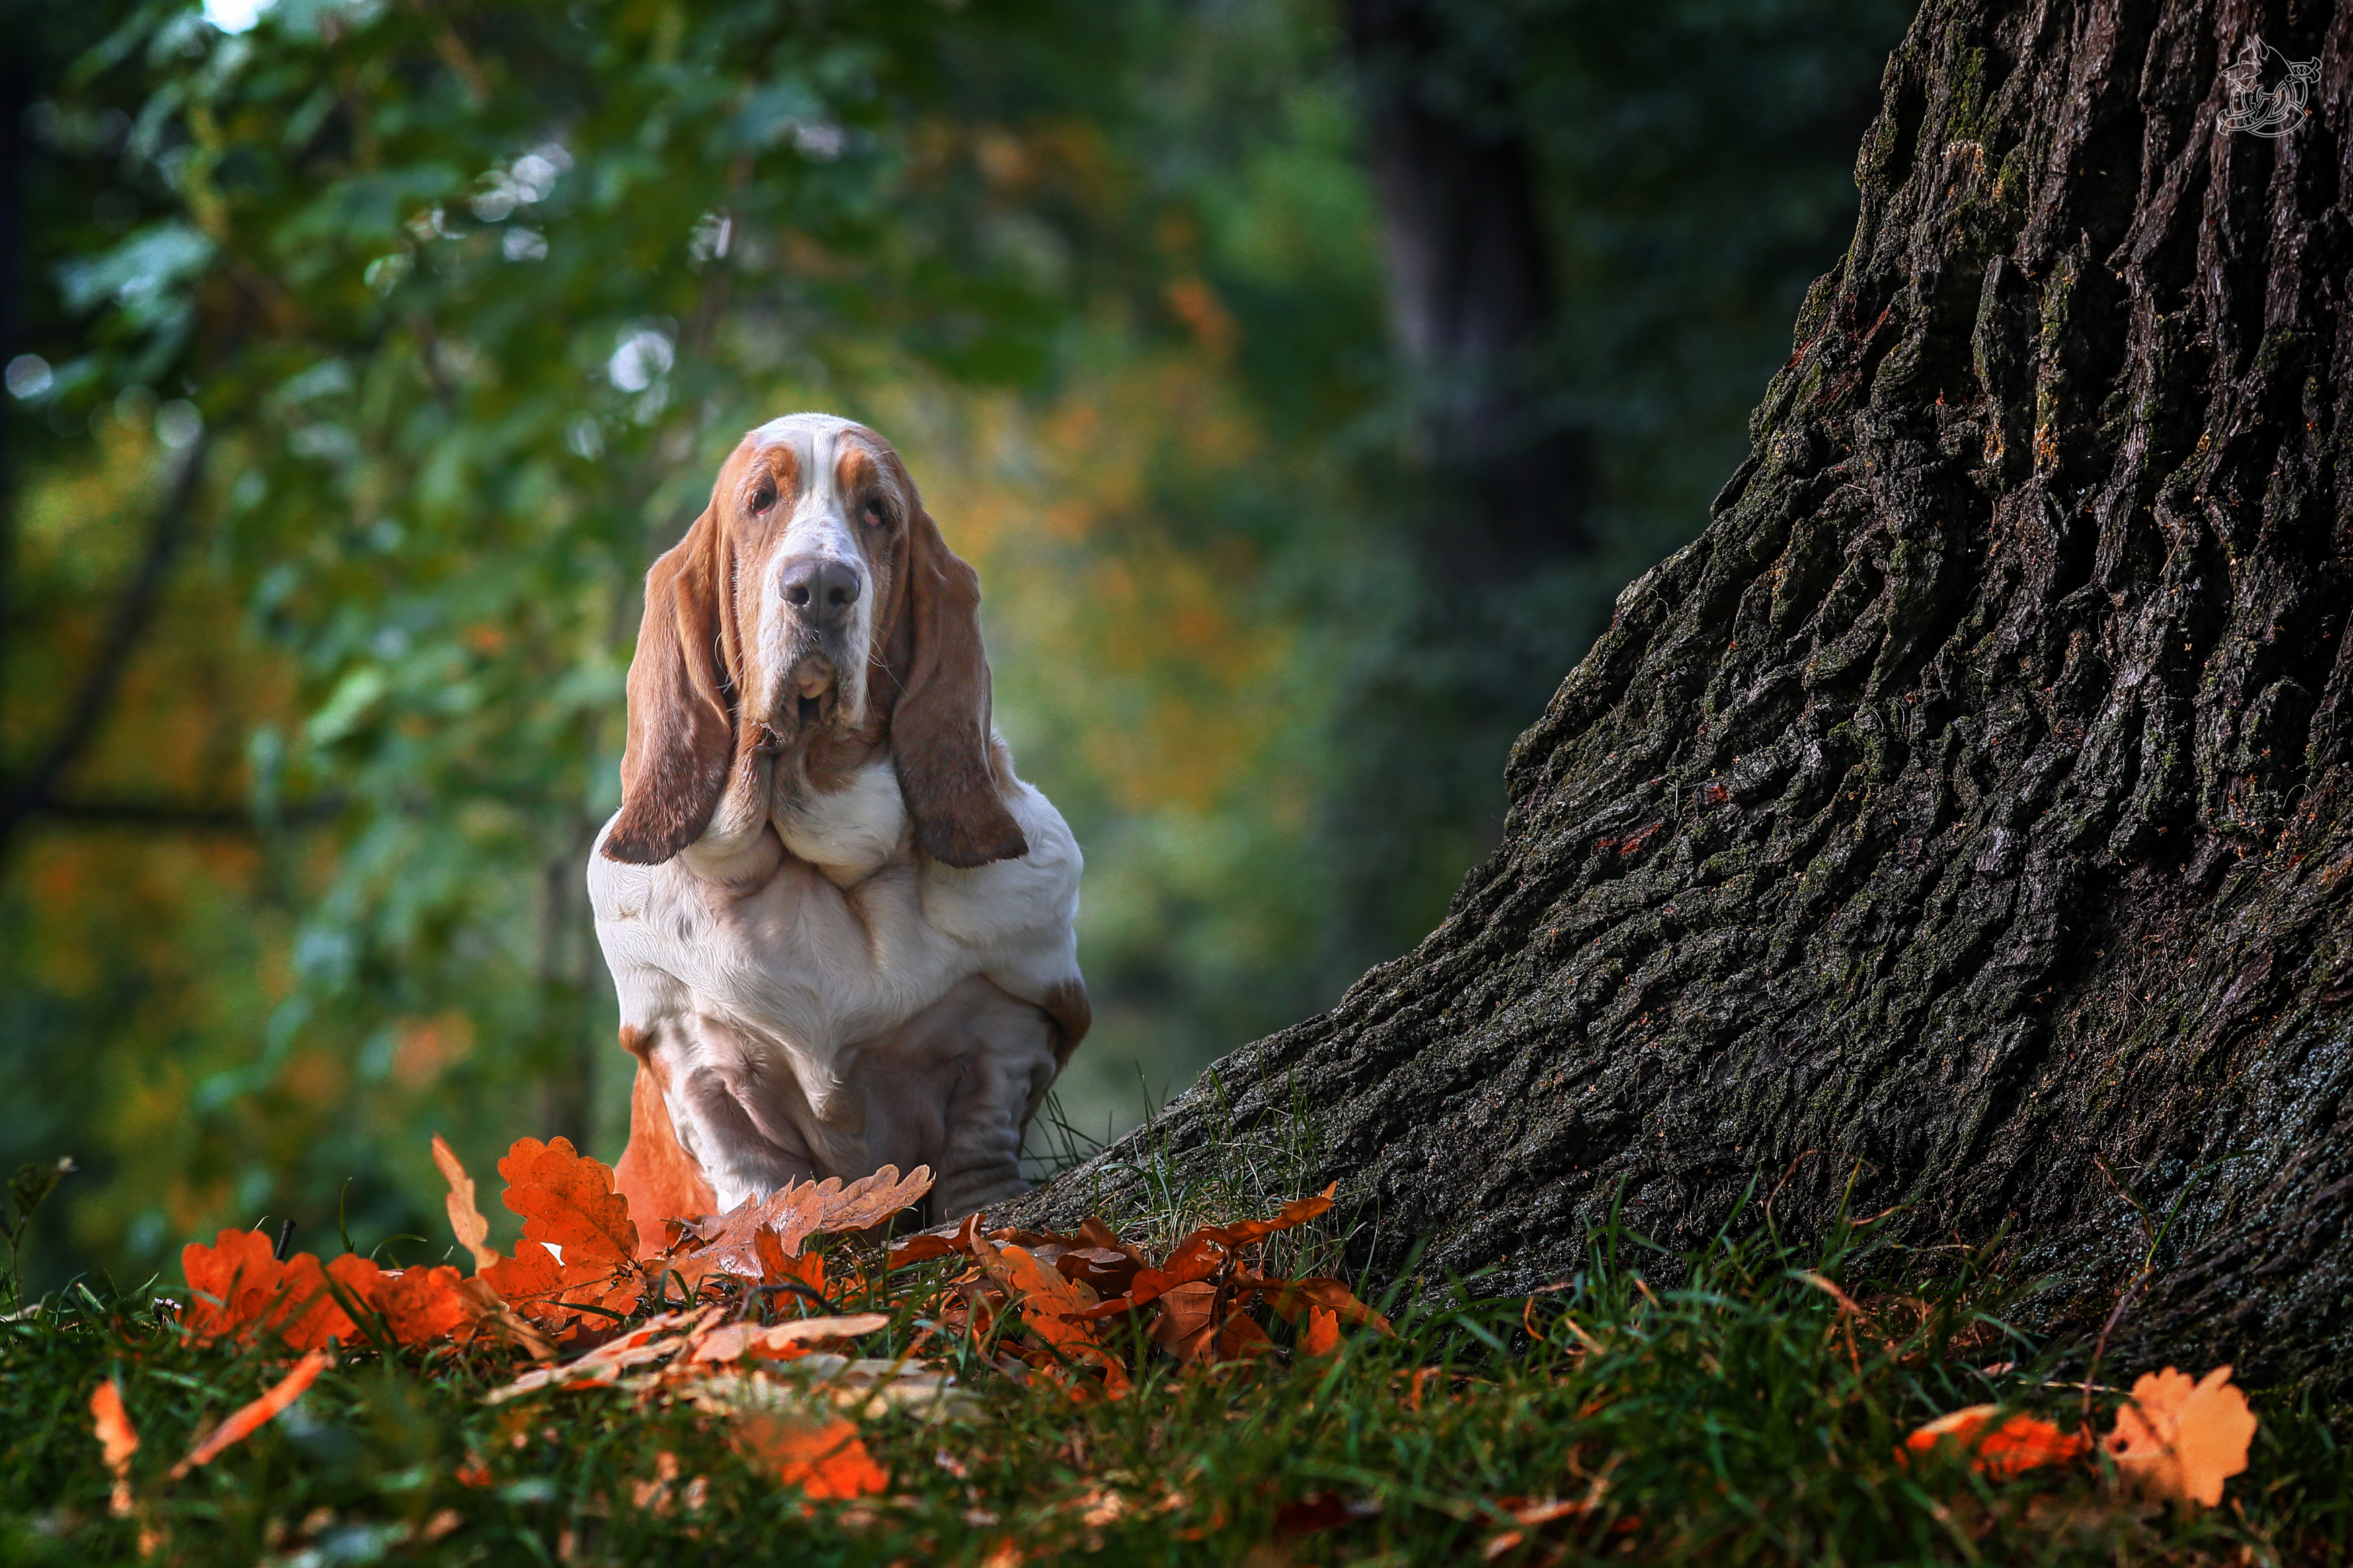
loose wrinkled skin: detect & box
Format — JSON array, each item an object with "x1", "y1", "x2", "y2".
[
  {"x1": 1014, "y1": 0, "x2": 2353, "y2": 1387},
  {"x1": 589, "y1": 415, "x2": 1088, "y2": 1227}
]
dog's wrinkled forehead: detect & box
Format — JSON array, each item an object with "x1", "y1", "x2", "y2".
[{"x1": 744, "y1": 413, "x2": 903, "y2": 516}]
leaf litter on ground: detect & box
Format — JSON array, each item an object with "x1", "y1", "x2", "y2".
[{"x1": 17, "y1": 1134, "x2": 2332, "y2": 1565}]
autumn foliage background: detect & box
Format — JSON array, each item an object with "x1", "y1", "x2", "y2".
[{"x1": 1, "y1": 0, "x2": 1908, "y2": 1294}]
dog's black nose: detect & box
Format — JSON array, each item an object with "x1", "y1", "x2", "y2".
[{"x1": 781, "y1": 557, "x2": 861, "y2": 624}]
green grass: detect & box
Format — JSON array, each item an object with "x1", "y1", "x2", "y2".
[{"x1": 6, "y1": 1171, "x2": 2351, "y2": 1566}]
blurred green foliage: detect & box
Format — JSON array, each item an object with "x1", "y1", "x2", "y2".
[{"x1": 1, "y1": 0, "x2": 1910, "y2": 1291}]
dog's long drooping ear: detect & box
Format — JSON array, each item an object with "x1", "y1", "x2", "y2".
[
  {"x1": 602, "y1": 505, "x2": 735, "y2": 864},
  {"x1": 892, "y1": 503, "x2": 1029, "y2": 868}
]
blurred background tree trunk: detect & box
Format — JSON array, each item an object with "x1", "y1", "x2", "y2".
[
  {"x1": 1031, "y1": 0, "x2": 2353, "y2": 1388},
  {"x1": 1315, "y1": 0, "x2": 1898, "y2": 979},
  {"x1": 1346, "y1": 0, "x2": 1589, "y2": 574}
]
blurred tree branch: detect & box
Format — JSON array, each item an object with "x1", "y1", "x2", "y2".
[{"x1": 0, "y1": 433, "x2": 209, "y2": 860}]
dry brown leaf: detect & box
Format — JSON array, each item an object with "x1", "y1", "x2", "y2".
[
  {"x1": 975, "y1": 1239, "x2": 1129, "y2": 1397},
  {"x1": 730, "y1": 1413, "x2": 889, "y2": 1499},
  {"x1": 432, "y1": 1133, "x2": 502, "y2": 1272},
  {"x1": 694, "y1": 1165, "x2": 933, "y2": 1279},
  {"x1": 687, "y1": 1313, "x2": 892, "y2": 1365},
  {"x1": 1148, "y1": 1280, "x2": 1220, "y2": 1363},
  {"x1": 1300, "y1": 1306, "x2": 1341, "y2": 1357},
  {"x1": 2104, "y1": 1365, "x2": 2257, "y2": 1506},
  {"x1": 1196, "y1": 1184, "x2": 1335, "y2": 1247},
  {"x1": 484, "y1": 1307, "x2": 725, "y2": 1402},
  {"x1": 90, "y1": 1380, "x2": 138, "y2": 1518},
  {"x1": 1902, "y1": 1405, "x2": 2091, "y2": 1479},
  {"x1": 170, "y1": 1350, "x2": 333, "y2": 1478},
  {"x1": 179, "y1": 1229, "x2": 284, "y2": 1344}
]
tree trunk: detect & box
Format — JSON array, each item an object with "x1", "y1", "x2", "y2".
[
  {"x1": 1320, "y1": 0, "x2": 1595, "y2": 970},
  {"x1": 1025, "y1": 0, "x2": 2353, "y2": 1388},
  {"x1": 1346, "y1": 0, "x2": 1589, "y2": 574}
]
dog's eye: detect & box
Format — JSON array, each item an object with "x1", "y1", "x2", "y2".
[
  {"x1": 863, "y1": 501, "x2": 891, "y2": 528},
  {"x1": 749, "y1": 482, "x2": 778, "y2": 515}
]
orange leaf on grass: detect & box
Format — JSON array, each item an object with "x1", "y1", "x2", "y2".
[
  {"x1": 2104, "y1": 1365, "x2": 2257, "y2": 1507},
  {"x1": 1148, "y1": 1280, "x2": 1221, "y2": 1363},
  {"x1": 180, "y1": 1228, "x2": 284, "y2": 1343},
  {"x1": 1300, "y1": 1307, "x2": 1341, "y2": 1356},
  {"x1": 169, "y1": 1349, "x2": 333, "y2": 1478},
  {"x1": 1213, "y1": 1312, "x2": 1274, "y2": 1362},
  {"x1": 1903, "y1": 1406, "x2": 2091, "y2": 1480},
  {"x1": 500, "y1": 1138, "x2": 641, "y2": 1305},
  {"x1": 1259, "y1": 1276, "x2": 1392, "y2": 1335},
  {"x1": 375, "y1": 1265, "x2": 478, "y2": 1345},
  {"x1": 181, "y1": 1235, "x2": 393, "y2": 1350},
  {"x1": 754, "y1": 1230, "x2": 833, "y2": 1307},
  {"x1": 273, "y1": 1253, "x2": 389, "y2": 1351},
  {"x1": 687, "y1": 1313, "x2": 893, "y2": 1364},
  {"x1": 978, "y1": 1239, "x2": 1130, "y2": 1396},
  {"x1": 432, "y1": 1132, "x2": 502, "y2": 1272},
  {"x1": 1127, "y1": 1235, "x2": 1226, "y2": 1309},
  {"x1": 1194, "y1": 1183, "x2": 1336, "y2": 1247},
  {"x1": 485, "y1": 1307, "x2": 729, "y2": 1402},
  {"x1": 90, "y1": 1380, "x2": 139, "y2": 1517},
  {"x1": 455, "y1": 1137, "x2": 645, "y2": 1327},
  {"x1": 694, "y1": 1165, "x2": 932, "y2": 1280},
  {"x1": 731, "y1": 1414, "x2": 889, "y2": 1500}
]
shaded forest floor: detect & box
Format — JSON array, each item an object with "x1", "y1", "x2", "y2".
[{"x1": 5, "y1": 1143, "x2": 2351, "y2": 1567}]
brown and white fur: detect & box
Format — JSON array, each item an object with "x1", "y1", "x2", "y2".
[{"x1": 586, "y1": 413, "x2": 1087, "y2": 1234}]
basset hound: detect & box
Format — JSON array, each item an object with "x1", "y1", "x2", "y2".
[{"x1": 586, "y1": 413, "x2": 1088, "y2": 1233}]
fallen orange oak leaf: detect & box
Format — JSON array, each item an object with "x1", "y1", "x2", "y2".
[
  {"x1": 491, "y1": 1137, "x2": 644, "y2": 1319},
  {"x1": 2104, "y1": 1366, "x2": 2257, "y2": 1506},
  {"x1": 180, "y1": 1235, "x2": 415, "y2": 1350},
  {"x1": 170, "y1": 1350, "x2": 333, "y2": 1478},
  {"x1": 731, "y1": 1413, "x2": 889, "y2": 1500},
  {"x1": 1300, "y1": 1306, "x2": 1341, "y2": 1357},
  {"x1": 374, "y1": 1264, "x2": 477, "y2": 1345},
  {"x1": 1903, "y1": 1406, "x2": 2091, "y2": 1480},
  {"x1": 432, "y1": 1133, "x2": 502, "y2": 1272},
  {"x1": 272, "y1": 1253, "x2": 388, "y2": 1351},
  {"x1": 90, "y1": 1380, "x2": 139, "y2": 1517},
  {"x1": 1193, "y1": 1183, "x2": 1335, "y2": 1247},
  {"x1": 180, "y1": 1228, "x2": 285, "y2": 1344},
  {"x1": 692, "y1": 1165, "x2": 933, "y2": 1280},
  {"x1": 485, "y1": 1307, "x2": 725, "y2": 1402},
  {"x1": 1126, "y1": 1235, "x2": 1225, "y2": 1309},
  {"x1": 975, "y1": 1239, "x2": 1130, "y2": 1397},
  {"x1": 754, "y1": 1231, "x2": 832, "y2": 1308},
  {"x1": 687, "y1": 1313, "x2": 892, "y2": 1366},
  {"x1": 1257, "y1": 1276, "x2": 1393, "y2": 1335},
  {"x1": 1147, "y1": 1279, "x2": 1221, "y2": 1363}
]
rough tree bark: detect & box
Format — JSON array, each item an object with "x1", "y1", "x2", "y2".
[{"x1": 1025, "y1": 0, "x2": 2353, "y2": 1389}]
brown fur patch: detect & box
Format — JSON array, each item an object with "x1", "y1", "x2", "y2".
[
  {"x1": 1039, "y1": 978, "x2": 1092, "y2": 1067},
  {"x1": 602, "y1": 488, "x2": 740, "y2": 863},
  {"x1": 869, "y1": 453, "x2": 1029, "y2": 867}
]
